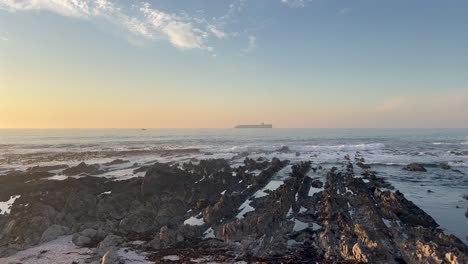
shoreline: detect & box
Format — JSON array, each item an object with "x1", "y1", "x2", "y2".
[{"x1": 0, "y1": 156, "x2": 467, "y2": 263}]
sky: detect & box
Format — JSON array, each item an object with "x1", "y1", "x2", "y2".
[{"x1": 0, "y1": 0, "x2": 467, "y2": 128}]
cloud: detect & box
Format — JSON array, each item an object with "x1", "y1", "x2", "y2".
[
  {"x1": 242, "y1": 35, "x2": 256, "y2": 53},
  {"x1": 140, "y1": 3, "x2": 210, "y2": 50},
  {"x1": 0, "y1": 36, "x2": 8, "y2": 41},
  {"x1": 0, "y1": 0, "x2": 234, "y2": 50},
  {"x1": 281, "y1": 0, "x2": 312, "y2": 8},
  {"x1": 0, "y1": 0, "x2": 94, "y2": 17}
]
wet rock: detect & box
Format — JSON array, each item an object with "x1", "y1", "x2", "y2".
[
  {"x1": 63, "y1": 162, "x2": 105, "y2": 176},
  {"x1": 243, "y1": 158, "x2": 269, "y2": 171},
  {"x1": 40, "y1": 225, "x2": 70, "y2": 243},
  {"x1": 403, "y1": 163, "x2": 427, "y2": 172},
  {"x1": 439, "y1": 162, "x2": 451, "y2": 170},
  {"x1": 311, "y1": 179, "x2": 323, "y2": 188},
  {"x1": 141, "y1": 163, "x2": 196, "y2": 197},
  {"x1": 27, "y1": 164, "x2": 69, "y2": 173},
  {"x1": 103, "y1": 159, "x2": 129, "y2": 166},
  {"x1": 356, "y1": 162, "x2": 371, "y2": 169},
  {"x1": 277, "y1": 146, "x2": 290, "y2": 152}
]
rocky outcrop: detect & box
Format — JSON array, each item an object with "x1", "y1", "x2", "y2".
[
  {"x1": 40, "y1": 225, "x2": 70, "y2": 243},
  {"x1": 63, "y1": 162, "x2": 106, "y2": 176},
  {"x1": 0, "y1": 158, "x2": 466, "y2": 263},
  {"x1": 403, "y1": 163, "x2": 427, "y2": 172}
]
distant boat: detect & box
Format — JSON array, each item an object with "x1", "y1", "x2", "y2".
[
  {"x1": 234, "y1": 123, "x2": 272, "y2": 128},
  {"x1": 141, "y1": 128, "x2": 147, "y2": 131}
]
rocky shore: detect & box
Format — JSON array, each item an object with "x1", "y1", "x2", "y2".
[{"x1": 0, "y1": 157, "x2": 467, "y2": 263}]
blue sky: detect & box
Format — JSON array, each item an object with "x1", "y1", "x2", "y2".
[{"x1": 0, "y1": 0, "x2": 467, "y2": 128}]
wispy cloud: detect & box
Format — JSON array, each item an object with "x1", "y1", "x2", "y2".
[
  {"x1": 242, "y1": 35, "x2": 256, "y2": 53},
  {"x1": 0, "y1": 36, "x2": 8, "y2": 41},
  {"x1": 280, "y1": 0, "x2": 312, "y2": 8},
  {"x1": 0, "y1": 0, "x2": 238, "y2": 50}
]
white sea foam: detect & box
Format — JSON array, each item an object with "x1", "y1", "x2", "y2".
[
  {"x1": 309, "y1": 187, "x2": 323, "y2": 196},
  {"x1": 253, "y1": 180, "x2": 283, "y2": 198},
  {"x1": 183, "y1": 215, "x2": 204, "y2": 226},
  {"x1": 203, "y1": 227, "x2": 215, "y2": 239},
  {"x1": 162, "y1": 255, "x2": 180, "y2": 261},
  {"x1": 0, "y1": 195, "x2": 21, "y2": 215},
  {"x1": 208, "y1": 143, "x2": 385, "y2": 154},
  {"x1": 237, "y1": 199, "x2": 254, "y2": 219},
  {"x1": 293, "y1": 219, "x2": 308, "y2": 232}
]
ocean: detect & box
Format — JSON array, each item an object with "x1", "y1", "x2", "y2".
[{"x1": 0, "y1": 128, "x2": 467, "y2": 242}]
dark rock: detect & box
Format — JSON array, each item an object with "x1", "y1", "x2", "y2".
[
  {"x1": 141, "y1": 163, "x2": 195, "y2": 197},
  {"x1": 439, "y1": 162, "x2": 451, "y2": 170},
  {"x1": 63, "y1": 162, "x2": 105, "y2": 176},
  {"x1": 103, "y1": 159, "x2": 129, "y2": 166},
  {"x1": 27, "y1": 165, "x2": 69, "y2": 173},
  {"x1": 1, "y1": 158, "x2": 467, "y2": 263},
  {"x1": 403, "y1": 163, "x2": 427, "y2": 172},
  {"x1": 277, "y1": 146, "x2": 290, "y2": 152},
  {"x1": 356, "y1": 162, "x2": 371, "y2": 169},
  {"x1": 97, "y1": 234, "x2": 124, "y2": 256},
  {"x1": 101, "y1": 248, "x2": 120, "y2": 264},
  {"x1": 196, "y1": 199, "x2": 209, "y2": 209},
  {"x1": 40, "y1": 225, "x2": 70, "y2": 243},
  {"x1": 118, "y1": 212, "x2": 158, "y2": 238},
  {"x1": 72, "y1": 228, "x2": 98, "y2": 247},
  {"x1": 311, "y1": 179, "x2": 323, "y2": 188}
]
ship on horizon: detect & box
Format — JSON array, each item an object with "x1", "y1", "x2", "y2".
[{"x1": 234, "y1": 122, "x2": 272, "y2": 128}]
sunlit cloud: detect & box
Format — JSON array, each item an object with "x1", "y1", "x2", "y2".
[{"x1": 0, "y1": 0, "x2": 237, "y2": 50}]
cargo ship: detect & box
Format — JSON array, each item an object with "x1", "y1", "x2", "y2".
[{"x1": 234, "y1": 123, "x2": 272, "y2": 128}]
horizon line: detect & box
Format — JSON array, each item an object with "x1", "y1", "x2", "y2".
[{"x1": 1, "y1": 127, "x2": 468, "y2": 130}]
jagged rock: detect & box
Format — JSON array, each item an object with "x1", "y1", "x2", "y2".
[
  {"x1": 97, "y1": 234, "x2": 124, "y2": 256},
  {"x1": 403, "y1": 163, "x2": 427, "y2": 172},
  {"x1": 1, "y1": 158, "x2": 467, "y2": 263},
  {"x1": 72, "y1": 228, "x2": 98, "y2": 247},
  {"x1": 439, "y1": 162, "x2": 451, "y2": 170},
  {"x1": 196, "y1": 199, "x2": 209, "y2": 209},
  {"x1": 63, "y1": 162, "x2": 105, "y2": 176},
  {"x1": 27, "y1": 164, "x2": 69, "y2": 173},
  {"x1": 103, "y1": 159, "x2": 129, "y2": 166},
  {"x1": 40, "y1": 225, "x2": 70, "y2": 243},
  {"x1": 277, "y1": 146, "x2": 290, "y2": 152},
  {"x1": 311, "y1": 179, "x2": 323, "y2": 188},
  {"x1": 101, "y1": 248, "x2": 121, "y2": 264},
  {"x1": 118, "y1": 212, "x2": 158, "y2": 238},
  {"x1": 243, "y1": 158, "x2": 269, "y2": 171},
  {"x1": 141, "y1": 163, "x2": 196, "y2": 197},
  {"x1": 356, "y1": 162, "x2": 371, "y2": 169}
]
